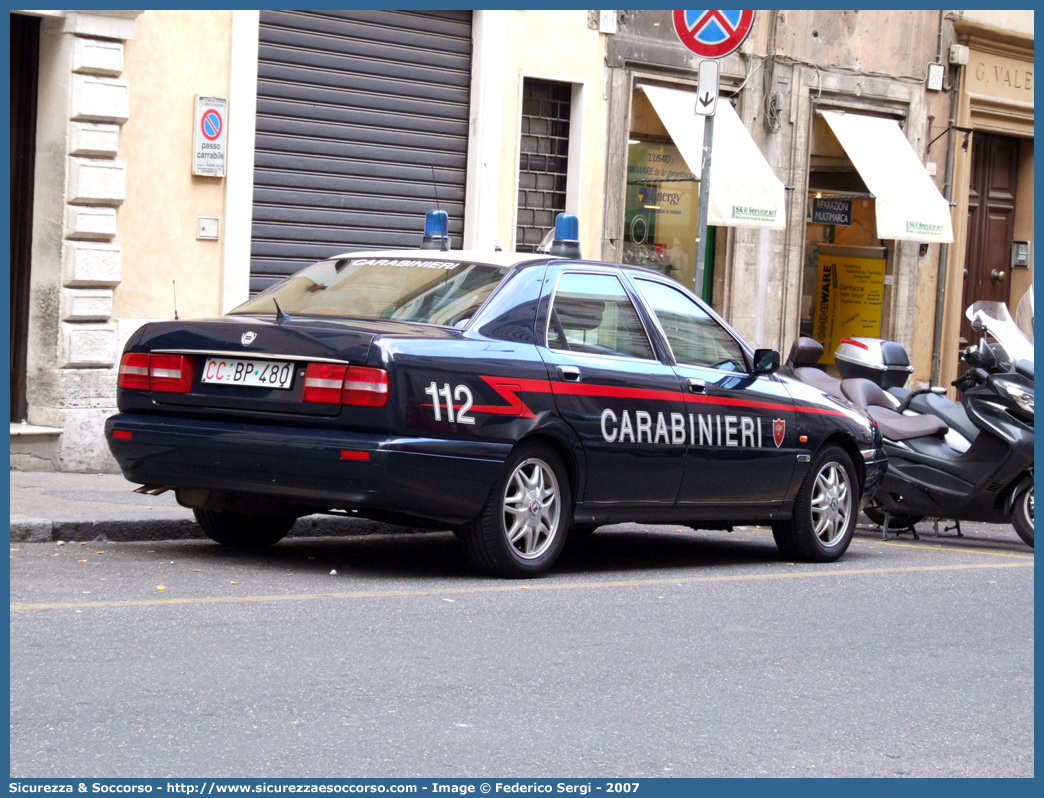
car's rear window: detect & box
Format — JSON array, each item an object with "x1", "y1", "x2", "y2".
[{"x1": 231, "y1": 257, "x2": 511, "y2": 326}]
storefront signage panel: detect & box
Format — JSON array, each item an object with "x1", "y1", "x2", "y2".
[
  {"x1": 810, "y1": 197, "x2": 852, "y2": 226},
  {"x1": 812, "y1": 244, "x2": 886, "y2": 364}
]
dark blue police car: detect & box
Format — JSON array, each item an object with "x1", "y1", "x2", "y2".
[{"x1": 107, "y1": 213, "x2": 886, "y2": 577}]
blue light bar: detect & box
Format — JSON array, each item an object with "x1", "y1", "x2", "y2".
[
  {"x1": 421, "y1": 210, "x2": 450, "y2": 251},
  {"x1": 549, "y1": 213, "x2": 581, "y2": 258}
]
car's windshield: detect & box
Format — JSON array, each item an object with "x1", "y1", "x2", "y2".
[{"x1": 231, "y1": 257, "x2": 511, "y2": 327}]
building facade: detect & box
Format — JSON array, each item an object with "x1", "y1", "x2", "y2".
[{"x1": 9, "y1": 10, "x2": 1034, "y2": 472}]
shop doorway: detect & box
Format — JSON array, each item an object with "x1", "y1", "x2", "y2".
[
  {"x1": 960, "y1": 132, "x2": 1019, "y2": 354},
  {"x1": 10, "y1": 13, "x2": 41, "y2": 422}
]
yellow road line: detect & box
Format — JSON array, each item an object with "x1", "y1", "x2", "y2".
[
  {"x1": 11, "y1": 561, "x2": 1033, "y2": 612},
  {"x1": 871, "y1": 539, "x2": 1035, "y2": 559}
]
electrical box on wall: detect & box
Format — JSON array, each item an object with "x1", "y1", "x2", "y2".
[
  {"x1": 949, "y1": 44, "x2": 970, "y2": 65},
  {"x1": 196, "y1": 216, "x2": 219, "y2": 240},
  {"x1": 1011, "y1": 240, "x2": 1031, "y2": 268}
]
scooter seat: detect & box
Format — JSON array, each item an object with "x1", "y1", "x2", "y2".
[
  {"x1": 841, "y1": 378, "x2": 949, "y2": 441},
  {"x1": 794, "y1": 366, "x2": 846, "y2": 399},
  {"x1": 866, "y1": 406, "x2": 949, "y2": 441},
  {"x1": 909, "y1": 392, "x2": 979, "y2": 444}
]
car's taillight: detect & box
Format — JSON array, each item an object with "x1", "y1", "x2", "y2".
[
  {"x1": 342, "y1": 366, "x2": 390, "y2": 407},
  {"x1": 302, "y1": 363, "x2": 348, "y2": 404},
  {"x1": 118, "y1": 353, "x2": 151, "y2": 390},
  {"x1": 149, "y1": 354, "x2": 196, "y2": 393},
  {"x1": 302, "y1": 363, "x2": 390, "y2": 407}
]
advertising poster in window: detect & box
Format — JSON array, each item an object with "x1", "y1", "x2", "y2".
[
  {"x1": 812, "y1": 244, "x2": 887, "y2": 364},
  {"x1": 623, "y1": 142, "x2": 698, "y2": 289}
]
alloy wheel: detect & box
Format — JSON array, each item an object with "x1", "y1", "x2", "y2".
[
  {"x1": 502, "y1": 457, "x2": 560, "y2": 559},
  {"x1": 809, "y1": 461, "x2": 851, "y2": 548}
]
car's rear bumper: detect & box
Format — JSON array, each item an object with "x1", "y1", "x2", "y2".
[{"x1": 105, "y1": 413, "x2": 510, "y2": 525}]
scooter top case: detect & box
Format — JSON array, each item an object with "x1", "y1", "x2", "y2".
[{"x1": 834, "y1": 337, "x2": 914, "y2": 390}]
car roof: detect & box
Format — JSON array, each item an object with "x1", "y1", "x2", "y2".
[
  {"x1": 326, "y1": 248, "x2": 670, "y2": 278},
  {"x1": 325, "y1": 248, "x2": 549, "y2": 269}
]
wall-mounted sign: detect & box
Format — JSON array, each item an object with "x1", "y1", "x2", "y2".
[
  {"x1": 810, "y1": 197, "x2": 852, "y2": 226},
  {"x1": 192, "y1": 95, "x2": 227, "y2": 177}
]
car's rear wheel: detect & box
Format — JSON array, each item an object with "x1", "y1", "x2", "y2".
[
  {"x1": 772, "y1": 445, "x2": 857, "y2": 562},
  {"x1": 194, "y1": 509, "x2": 296, "y2": 549},
  {"x1": 458, "y1": 443, "x2": 571, "y2": 578}
]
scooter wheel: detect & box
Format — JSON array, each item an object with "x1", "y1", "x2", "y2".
[
  {"x1": 1012, "y1": 485, "x2": 1034, "y2": 549},
  {"x1": 773, "y1": 445, "x2": 858, "y2": 562}
]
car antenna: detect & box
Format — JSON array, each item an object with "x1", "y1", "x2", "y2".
[
  {"x1": 172, "y1": 280, "x2": 179, "y2": 320},
  {"x1": 431, "y1": 166, "x2": 450, "y2": 251},
  {"x1": 272, "y1": 298, "x2": 290, "y2": 325},
  {"x1": 484, "y1": 161, "x2": 502, "y2": 251}
]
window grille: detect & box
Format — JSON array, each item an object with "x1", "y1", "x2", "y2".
[{"x1": 516, "y1": 79, "x2": 571, "y2": 252}]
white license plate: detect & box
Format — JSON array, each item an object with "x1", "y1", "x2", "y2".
[{"x1": 201, "y1": 358, "x2": 295, "y2": 389}]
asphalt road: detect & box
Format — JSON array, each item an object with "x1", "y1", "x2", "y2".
[{"x1": 10, "y1": 522, "x2": 1034, "y2": 778}]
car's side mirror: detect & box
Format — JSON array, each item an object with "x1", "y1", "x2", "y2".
[{"x1": 752, "y1": 348, "x2": 780, "y2": 375}]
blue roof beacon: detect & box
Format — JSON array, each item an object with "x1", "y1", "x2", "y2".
[
  {"x1": 421, "y1": 209, "x2": 450, "y2": 251},
  {"x1": 550, "y1": 212, "x2": 581, "y2": 258}
]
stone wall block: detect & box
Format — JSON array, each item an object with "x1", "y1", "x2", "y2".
[
  {"x1": 63, "y1": 241, "x2": 123, "y2": 287},
  {"x1": 63, "y1": 12, "x2": 141, "y2": 42},
  {"x1": 70, "y1": 75, "x2": 130, "y2": 123},
  {"x1": 61, "y1": 288, "x2": 114, "y2": 322},
  {"x1": 69, "y1": 122, "x2": 120, "y2": 157},
  {"x1": 65, "y1": 205, "x2": 117, "y2": 240},
  {"x1": 59, "y1": 322, "x2": 118, "y2": 368},
  {"x1": 72, "y1": 37, "x2": 124, "y2": 76},
  {"x1": 67, "y1": 157, "x2": 126, "y2": 205}
]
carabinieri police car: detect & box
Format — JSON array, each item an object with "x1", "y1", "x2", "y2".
[{"x1": 107, "y1": 212, "x2": 886, "y2": 578}]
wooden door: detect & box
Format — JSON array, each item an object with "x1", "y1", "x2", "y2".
[{"x1": 959, "y1": 133, "x2": 1019, "y2": 355}]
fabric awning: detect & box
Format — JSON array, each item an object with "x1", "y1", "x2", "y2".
[
  {"x1": 821, "y1": 110, "x2": 954, "y2": 243},
  {"x1": 640, "y1": 84, "x2": 786, "y2": 230}
]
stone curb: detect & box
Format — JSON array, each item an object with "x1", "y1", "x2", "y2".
[{"x1": 10, "y1": 514, "x2": 434, "y2": 543}]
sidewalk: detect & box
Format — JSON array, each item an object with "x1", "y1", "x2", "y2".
[{"x1": 9, "y1": 471, "x2": 423, "y2": 543}]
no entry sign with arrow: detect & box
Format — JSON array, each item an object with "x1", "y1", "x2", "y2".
[{"x1": 672, "y1": 10, "x2": 755, "y2": 59}]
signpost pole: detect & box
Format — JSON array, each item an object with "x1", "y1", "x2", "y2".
[
  {"x1": 672, "y1": 10, "x2": 755, "y2": 299},
  {"x1": 694, "y1": 112, "x2": 714, "y2": 297}
]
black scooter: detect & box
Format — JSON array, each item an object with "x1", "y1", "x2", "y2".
[{"x1": 783, "y1": 302, "x2": 1034, "y2": 548}]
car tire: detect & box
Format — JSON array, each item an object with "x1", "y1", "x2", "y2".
[
  {"x1": 194, "y1": 509, "x2": 296, "y2": 549},
  {"x1": 864, "y1": 505, "x2": 922, "y2": 531},
  {"x1": 458, "y1": 443, "x2": 571, "y2": 578},
  {"x1": 772, "y1": 445, "x2": 858, "y2": 562},
  {"x1": 569, "y1": 522, "x2": 599, "y2": 537},
  {"x1": 1012, "y1": 484, "x2": 1034, "y2": 549}
]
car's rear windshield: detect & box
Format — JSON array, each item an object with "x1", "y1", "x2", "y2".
[{"x1": 230, "y1": 257, "x2": 511, "y2": 327}]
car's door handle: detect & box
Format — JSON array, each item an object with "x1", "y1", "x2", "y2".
[
  {"x1": 687, "y1": 378, "x2": 705, "y2": 393},
  {"x1": 557, "y1": 365, "x2": 582, "y2": 382}
]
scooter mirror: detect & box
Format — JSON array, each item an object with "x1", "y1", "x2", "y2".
[{"x1": 971, "y1": 318, "x2": 985, "y2": 332}]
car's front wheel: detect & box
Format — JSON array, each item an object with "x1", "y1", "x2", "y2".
[
  {"x1": 773, "y1": 445, "x2": 857, "y2": 562},
  {"x1": 458, "y1": 443, "x2": 571, "y2": 578},
  {"x1": 194, "y1": 509, "x2": 297, "y2": 549}
]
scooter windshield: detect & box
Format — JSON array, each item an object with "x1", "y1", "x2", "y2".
[{"x1": 966, "y1": 300, "x2": 1034, "y2": 364}]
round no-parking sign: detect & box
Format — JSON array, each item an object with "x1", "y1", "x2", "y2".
[
  {"x1": 201, "y1": 108, "x2": 223, "y2": 141},
  {"x1": 673, "y1": 10, "x2": 755, "y2": 58}
]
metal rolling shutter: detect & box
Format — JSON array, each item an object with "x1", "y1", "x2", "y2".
[{"x1": 251, "y1": 10, "x2": 472, "y2": 292}]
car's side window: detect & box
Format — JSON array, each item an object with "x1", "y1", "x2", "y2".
[
  {"x1": 547, "y1": 273, "x2": 655, "y2": 360},
  {"x1": 634, "y1": 279, "x2": 747, "y2": 372}
]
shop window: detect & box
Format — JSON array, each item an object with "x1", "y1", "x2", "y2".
[
  {"x1": 624, "y1": 86, "x2": 711, "y2": 299},
  {"x1": 516, "y1": 79, "x2": 571, "y2": 252}
]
